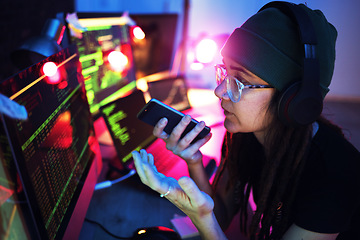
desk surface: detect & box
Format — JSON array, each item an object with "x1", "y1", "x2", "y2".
[
  {"x1": 79, "y1": 173, "x2": 186, "y2": 239},
  {"x1": 79, "y1": 89, "x2": 226, "y2": 239}
]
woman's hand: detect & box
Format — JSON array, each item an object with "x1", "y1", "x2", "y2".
[
  {"x1": 153, "y1": 115, "x2": 212, "y2": 165},
  {"x1": 132, "y1": 149, "x2": 214, "y2": 219},
  {"x1": 132, "y1": 149, "x2": 227, "y2": 240}
]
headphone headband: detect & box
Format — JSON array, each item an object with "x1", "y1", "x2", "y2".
[{"x1": 259, "y1": 1, "x2": 323, "y2": 126}]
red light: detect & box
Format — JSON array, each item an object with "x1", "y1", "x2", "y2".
[
  {"x1": 0, "y1": 185, "x2": 14, "y2": 205},
  {"x1": 58, "y1": 81, "x2": 68, "y2": 89},
  {"x1": 42, "y1": 62, "x2": 58, "y2": 77},
  {"x1": 42, "y1": 61, "x2": 62, "y2": 84},
  {"x1": 108, "y1": 51, "x2": 129, "y2": 72},
  {"x1": 132, "y1": 26, "x2": 145, "y2": 40},
  {"x1": 57, "y1": 25, "x2": 66, "y2": 45}
]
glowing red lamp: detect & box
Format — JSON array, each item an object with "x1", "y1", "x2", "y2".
[
  {"x1": 42, "y1": 61, "x2": 61, "y2": 84},
  {"x1": 108, "y1": 50, "x2": 129, "y2": 72},
  {"x1": 42, "y1": 61, "x2": 58, "y2": 77},
  {"x1": 132, "y1": 26, "x2": 145, "y2": 40}
]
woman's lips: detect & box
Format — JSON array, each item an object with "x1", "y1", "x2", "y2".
[
  {"x1": 221, "y1": 102, "x2": 234, "y2": 117},
  {"x1": 222, "y1": 108, "x2": 232, "y2": 116},
  {"x1": 221, "y1": 103, "x2": 231, "y2": 116}
]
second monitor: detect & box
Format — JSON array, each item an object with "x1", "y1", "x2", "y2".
[{"x1": 69, "y1": 14, "x2": 137, "y2": 118}]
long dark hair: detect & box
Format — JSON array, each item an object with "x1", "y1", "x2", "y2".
[{"x1": 213, "y1": 90, "x2": 343, "y2": 239}]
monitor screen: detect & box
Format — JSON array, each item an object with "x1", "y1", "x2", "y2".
[
  {"x1": 74, "y1": 13, "x2": 179, "y2": 79},
  {"x1": 0, "y1": 136, "x2": 31, "y2": 239},
  {"x1": 0, "y1": 45, "x2": 100, "y2": 239},
  {"x1": 129, "y1": 13, "x2": 179, "y2": 78},
  {"x1": 69, "y1": 15, "x2": 137, "y2": 117}
]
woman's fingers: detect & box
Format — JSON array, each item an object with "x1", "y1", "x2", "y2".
[
  {"x1": 133, "y1": 150, "x2": 213, "y2": 219},
  {"x1": 178, "y1": 177, "x2": 214, "y2": 210},
  {"x1": 153, "y1": 115, "x2": 211, "y2": 159},
  {"x1": 179, "y1": 132, "x2": 212, "y2": 158},
  {"x1": 142, "y1": 156, "x2": 175, "y2": 193},
  {"x1": 167, "y1": 115, "x2": 192, "y2": 145},
  {"x1": 153, "y1": 117, "x2": 169, "y2": 139},
  {"x1": 132, "y1": 150, "x2": 149, "y2": 185},
  {"x1": 177, "y1": 120, "x2": 206, "y2": 146},
  {"x1": 178, "y1": 177, "x2": 202, "y2": 202},
  {"x1": 132, "y1": 149, "x2": 176, "y2": 195}
]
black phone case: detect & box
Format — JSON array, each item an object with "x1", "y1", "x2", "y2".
[{"x1": 137, "y1": 99, "x2": 210, "y2": 142}]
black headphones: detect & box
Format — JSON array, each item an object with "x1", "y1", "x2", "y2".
[{"x1": 258, "y1": 1, "x2": 323, "y2": 127}]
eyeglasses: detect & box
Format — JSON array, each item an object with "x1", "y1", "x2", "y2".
[{"x1": 215, "y1": 64, "x2": 273, "y2": 103}]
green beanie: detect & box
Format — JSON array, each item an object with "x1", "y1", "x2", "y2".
[{"x1": 221, "y1": 3, "x2": 337, "y2": 98}]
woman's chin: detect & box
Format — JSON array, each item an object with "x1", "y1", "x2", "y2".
[{"x1": 223, "y1": 118, "x2": 240, "y2": 133}]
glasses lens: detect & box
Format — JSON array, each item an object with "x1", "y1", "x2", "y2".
[
  {"x1": 215, "y1": 65, "x2": 225, "y2": 85},
  {"x1": 226, "y1": 76, "x2": 243, "y2": 103}
]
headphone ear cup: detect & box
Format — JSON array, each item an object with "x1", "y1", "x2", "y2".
[
  {"x1": 278, "y1": 82, "x2": 301, "y2": 126},
  {"x1": 278, "y1": 81, "x2": 323, "y2": 127}
]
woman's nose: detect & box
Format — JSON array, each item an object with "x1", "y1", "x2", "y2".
[{"x1": 214, "y1": 79, "x2": 230, "y2": 101}]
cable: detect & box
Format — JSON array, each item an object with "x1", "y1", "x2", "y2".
[
  {"x1": 95, "y1": 169, "x2": 136, "y2": 190},
  {"x1": 85, "y1": 218, "x2": 131, "y2": 239}
]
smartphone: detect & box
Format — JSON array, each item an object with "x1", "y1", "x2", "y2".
[{"x1": 137, "y1": 98, "x2": 211, "y2": 143}]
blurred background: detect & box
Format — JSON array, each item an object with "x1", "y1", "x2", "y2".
[{"x1": 2, "y1": 0, "x2": 360, "y2": 98}]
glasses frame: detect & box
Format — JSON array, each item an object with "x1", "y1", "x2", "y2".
[{"x1": 215, "y1": 64, "x2": 273, "y2": 103}]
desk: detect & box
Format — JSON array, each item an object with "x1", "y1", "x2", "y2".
[
  {"x1": 79, "y1": 89, "x2": 226, "y2": 239},
  {"x1": 79, "y1": 173, "x2": 186, "y2": 239}
]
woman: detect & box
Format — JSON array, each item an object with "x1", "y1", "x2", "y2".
[{"x1": 132, "y1": 2, "x2": 360, "y2": 239}]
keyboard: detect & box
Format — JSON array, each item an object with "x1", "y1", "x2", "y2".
[{"x1": 146, "y1": 138, "x2": 182, "y2": 174}]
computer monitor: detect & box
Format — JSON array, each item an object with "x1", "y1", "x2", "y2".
[
  {"x1": 129, "y1": 13, "x2": 179, "y2": 78},
  {"x1": 0, "y1": 140, "x2": 31, "y2": 239},
  {"x1": 0, "y1": 45, "x2": 102, "y2": 239},
  {"x1": 68, "y1": 14, "x2": 137, "y2": 118},
  {"x1": 74, "y1": 13, "x2": 179, "y2": 79}
]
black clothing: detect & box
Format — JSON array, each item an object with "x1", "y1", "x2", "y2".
[{"x1": 294, "y1": 122, "x2": 360, "y2": 239}]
